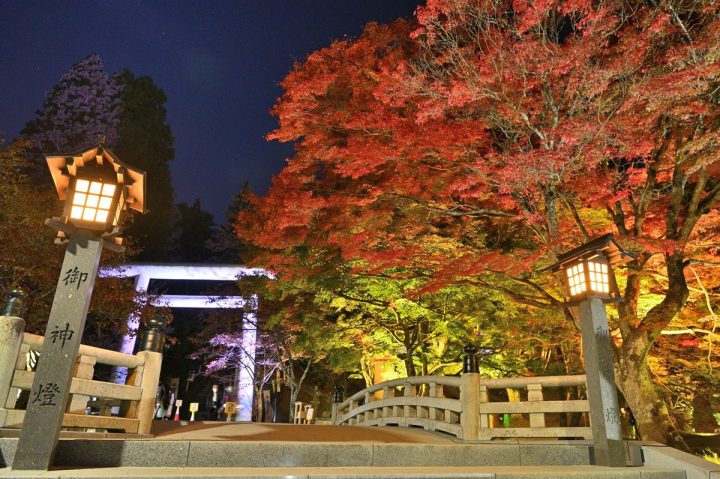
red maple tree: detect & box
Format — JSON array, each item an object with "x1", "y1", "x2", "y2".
[{"x1": 239, "y1": 0, "x2": 720, "y2": 446}]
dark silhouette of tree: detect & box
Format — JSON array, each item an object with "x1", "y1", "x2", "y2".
[
  {"x1": 113, "y1": 70, "x2": 176, "y2": 260},
  {"x1": 169, "y1": 199, "x2": 216, "y2": 262}
]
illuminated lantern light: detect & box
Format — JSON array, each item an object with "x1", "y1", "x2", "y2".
[
  {"x1": 551, "y1": 234, "x2": 632, "y2": 304},
  {"x1": 69, "y1": 179, "x2": 116, "y2": 225},
  {"x1": 45, "y1": 143, "x2": 145, "y2": 249}
]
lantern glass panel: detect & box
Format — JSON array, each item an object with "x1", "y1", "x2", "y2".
[
  {"x1": 86, "y1": 194, "x2": 99, "y2": 208},
  {"x1": 89, "y1": 182, "x2": 102, "y2": 195},
  {"x1": 102, "y1": 184, "x2": 116, "y2": 196},
  {"x1": 82, "y1": 208, "x2": 96, "y2": 221},
  {"x1": 95, "y1": 210, "x2": 109, "y2": 223},
  {"x1": 72, "y1": 193, "x2": 86, "y2": 206},
  {"x1": 70, "y1": 206, "x2": 84, "y2": 219},
  {"x1": 566, "y1": 263, "x2": 587, "y2": 297},
  {"x1": 75, "y1": 179, "x2": 90, "y2": 193},
  {"x1": 98, "y1": 196, "x2": 112, "y2": 210},
  {"x1": 70, "y1": 179, "x2": 117, "y2": 226},
  {"x1": 588, "y1": 260, "x2": 609, "y2": 294}
]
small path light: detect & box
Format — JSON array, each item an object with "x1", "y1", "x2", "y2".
[
  {"x1": 550, "y1": 233, "x2": 632, "y2": 467},
  {"x1": 13, "y1": 142, "x2": 145, "y2": 471}
]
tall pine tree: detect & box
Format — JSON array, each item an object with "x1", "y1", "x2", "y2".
[
  {"x1": 22, "y1": 53, "x2": 121, "y2": 157},
  {"x1": 169, "y1": 199, "x2": 216, "y2": 262}
]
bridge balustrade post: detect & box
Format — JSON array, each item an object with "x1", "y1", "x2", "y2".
[
  {"x1": 429, "y1": 382, "x2": 443, "y2": 421},
  {"x1": 403, "y1": 381, "x2": 416, "y2": 419},
  {"x1": 67, "y1": 355, "x2": 96, "y2": 414},
  {"x1": 527, "y1": 383, "x2": 545, "y2": 428},
  {"x1": 382, "y1": 386, "x2": 393, "y2": 419},
  {"x1": 0, "y1": 289, "x2": 26, "y2": 412},
  {"x1": 460, "y1": 345, "x2": 480, "y2": 440},
  {"x1": 349, "y1": 399, "x2": 359, "y2": 424},
  {"x1": 478, "y1": 385, "x2": 489, "y2": 428},
  {"x1": 364, "y1": 391, "x2": 374, "y2": 421},
  {"x1": 134, "y1": 317, "x2": 165, "y2": 434},
  {"x1": 135, "y1": 351, "x2": 162, "y2": 434}
]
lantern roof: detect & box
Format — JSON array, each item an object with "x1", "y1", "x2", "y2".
[
  {"x1": 46, "y1": 144, "x2": 146, "y2": 214},
  {"x1": 551, "y1": 233, "x2": 633, "y2": 272}
]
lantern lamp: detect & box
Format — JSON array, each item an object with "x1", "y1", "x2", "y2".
[
  {"x1": 551, "y1": 233, "x2": 632, "y2": 304},
  {"x1": 45, "y1": 143, "x2": 145, "y2": 250},
  {"x1": 13, "y1": 141, "x2": 147, "y2": 471},
  {"x1": 548, "y1": 233, "x2": 634, "y2": 467}
]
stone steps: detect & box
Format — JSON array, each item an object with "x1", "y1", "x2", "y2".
[
  {"x1": 1, "y1": 439, "x2": 600, "y2": 468},
  {"x1": 0, "y1": 437, "x2": 704, "y2": 478}
]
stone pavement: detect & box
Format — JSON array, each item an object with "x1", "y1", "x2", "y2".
[
  {"x1": 149, "y1": 421, "x2": 457, "y2": 443},
  {"x1": 0, "y1": 422, "x2": 716, "y2": 479},
  {"x1": 0, "y1": 465, "x2": 689, "y2": 479}
]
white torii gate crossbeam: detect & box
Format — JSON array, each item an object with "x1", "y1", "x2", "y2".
[{"x1": 99, "y1": 264, "x2": 270, "y2": 421}]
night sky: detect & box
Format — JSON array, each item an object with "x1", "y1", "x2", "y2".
[{"x1": 0, "y1": 0, "x2": 422, "y2": 222}]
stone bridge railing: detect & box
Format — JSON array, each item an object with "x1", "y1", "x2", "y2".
[
  {"x1": 333, "y1": 376, "x2": 464, "y2": 437},
  {"x1": 332, "y1": 373, "x2": 591, "y2": 440},
  {"x1": 1, "y1": 323, "x2": 162, "y2": 435}
]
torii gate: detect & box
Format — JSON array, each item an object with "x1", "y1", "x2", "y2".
[{"x1": 100, "y1": 264, "x2": 269, "y2": 421}]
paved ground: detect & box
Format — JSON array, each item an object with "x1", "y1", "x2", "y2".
[
  {"x1": 0, "y1": 423, "x2": 706, "y2": 478},
  {"x1": 0, "y1": 465, "x2": 685, "y2": 479},
  {"x1": 149, "y1": 421, "x2": 457, "y2": 443}
]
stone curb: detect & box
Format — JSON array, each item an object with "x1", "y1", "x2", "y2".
[
  {"x1": 1, "y1": 440, "x2": 595, "y2": 468},
  {"x1": 0, "y1": 465, "x2": 686, "y2": 479}
]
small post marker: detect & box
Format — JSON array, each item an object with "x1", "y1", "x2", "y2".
[
  {"x1": 174, "y1": 399, "x2": 183, "y2": 421},
  {"x1": 189, "y1": 402, "x2": 199, "y2": 421},
  {"x1": 224, "y1": 401, "x2": 237, "y2": 422}
]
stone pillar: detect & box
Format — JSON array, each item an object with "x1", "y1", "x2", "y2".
[
  {"x1": 14, "y1": 232, "x2": 103, "y2": 470},
  {"x1": 0, "y1": 289, "x2": 26, "y2": 407},
  {"x1": 579, "y1": 297, "x2": 625, "y2": 467},
  {"x1": 460, "y1": 344, "x2": 480, "y2": 440}
]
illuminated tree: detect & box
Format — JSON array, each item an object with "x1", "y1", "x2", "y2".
[
  {"x1": 242, "y1": 0, "x2": 719, "y2": 445},
  {"x1": 400, "y1": 0, "x2": 720, "y2": 446}
]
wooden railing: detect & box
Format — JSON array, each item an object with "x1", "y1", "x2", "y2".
[
  {"x1": 0, "y1": 332, "x2": 162, "y2": 435},
  {"x1": 333, "y1": 373, "x2": 591, "y2": 441}
]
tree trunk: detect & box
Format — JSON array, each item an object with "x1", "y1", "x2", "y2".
[
  {"x1": 615, "y1": 332, "x2": 687, "y2": 449},
  {"x1": 289, "y1": 385, "x2": 299, "y2": 422},
  {"x1": 404, "y1": 355, "x2": 416, "y2": 376},
  {"x1": 691, "y1": 386, "x2": 717, "y2": 433}
]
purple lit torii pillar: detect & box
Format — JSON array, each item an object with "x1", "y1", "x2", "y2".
[{"x1": 100, "y1": 264, "x2": 269, "y2": 421}]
